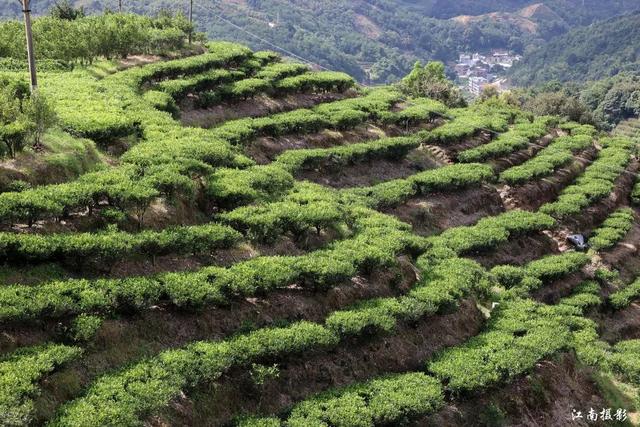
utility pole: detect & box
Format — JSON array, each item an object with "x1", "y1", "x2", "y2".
[
  {"x1": 118, "y1": 0, "x2": 122, "y2": 12},
  {"x1": 188, "y1": 0, "x2": 193, "y2": 45},
  {"x1": 21, "y1": 0, "x2": 37, "y2": 92}
]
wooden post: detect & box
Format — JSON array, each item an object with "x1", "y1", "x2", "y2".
[
  {"x1": 119, "y1": 0, "x2": 122, "y2": 12},
  {"x1": 188, "y1": 0, "x2": 193, "y2": 45},
  {"x1": 21, "y1": 0, "x2": 37, "y2": 92}
]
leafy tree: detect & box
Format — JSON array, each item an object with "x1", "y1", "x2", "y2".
[
  {"x1": 510, "y1": 12, "x2": 640, "y2": 86},
  {"x1": 24, "y1": 92, "x2": 57, "y2": 148},
  {"x1": 398, "y1": 61, "x2": 466, "y2": 107},
  {"x1": 524, "y1": 92, "x2": 593, "y2": 124},
  {"x1": 0, "y1": 76, "x2": 56, "y2": 156},
  {"x1": 0, "y1": 12, "x2": 195, "y2": 66},
  {"x1": 50, "y1": 0, "x2": 85, "y2": 20},
  {"x1": 479, "y1": 85, "x2": 500, "y2": 101},
  {"x1": 0, "y1": 76, "x2": 30, "y2": 157},
  {"x1": 624, "y1": 90, "x2": 640, "y2": 116}
]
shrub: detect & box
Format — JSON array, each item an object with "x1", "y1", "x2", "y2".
[
  {"x1": 0, "y1": 344, "x2": 82, "y2": 426},
  {"x1": 609, "y1": 340, "x2": 640, "y2": 385},
  {"x1": 283, "y1": 373, "x2": 443, "y2": 427},
  {"x1": 0, "y1": 223, "x2": 241, "y2": 264},
  {"x1": 156, "y1": 69, "x2": 244, "y2": 100},
  {"x1": 275, "y1": 71, "x2": 354, "y2": 94},
  {"x1": 492, "y1": 252, "x2": 590, "y2": 293},
  {"x1": 500, "y1": 134, "x2": 593, "y2": 185},
  {"x1": 428, "y1": 299, "x2": 575, "y2": 392},
  {"x1": 347, "y1": 163, "x2": 494, "y2": 209},
  {"x1": 0, "y1": 208, "x2": 418, "y2": 322},
  {"x1": 609, "y1": 278, "x2": 640, "y2": 309},
  {"x1": 589, "y1": 207, "x2": 635, "y2": 250},
  {"x1": 541, "y1": 136, "x2": 635, "y2": 218},
  {"x1": 458, "y1": 116, "x2": 556, "y2": 163},
  {"x1": 71, "y1": 314, "x2": 103, "y2": 342},
  {"x1": 275, "y1": 135, "x2": 421, "y2": 173}
]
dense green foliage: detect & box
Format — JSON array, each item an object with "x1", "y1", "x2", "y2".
[
  {"x1": 510, "y1": 12, "x2": 640, "y2": 86},
  {"x1": 346, "y1": 163, "x2": 494, "y2": 209},
  {"x1": 398, "y1": 61, "x2": 465, "y2": 107},
  {"x1": 633, "y1": 179, "x2": 640, "y2": 206},
  {"x1": 492, "y1": 252, "x2": 590, "y2": 297},
  {"x1": 609, "y1": 340, "x2": 640, "y2": 386},
  {"x1": 44, "y1": 205, "x2": 561, "y2": 426},
  {"x1": 0, "y1": 223, "x2": 241, "y2": 264},
  {"x1": 239, "y1": 373, "x2": 444, "y2": 427},
  {"x1": 0, "y1": 208, "x2": 425, "y2": 321},
  {"x1": 0, "y1": 12, "x2": 194, "y2": 65},
  {"x1": 540, "y1": 136, "x2": 636, "y2": 218},
  {"x1": 0, "y1": 75, "x2": 57, "y2": 157},
  {"x1": 609, "y1": 278, "x2": 640, "y2": 310},
  {"x1": 0, "y1": 344, "x2": 82, "y2": 426},
  {"x1": 1, "y1": 31, "x2": 639, "y2": 427},
  {"x1": 429, "y1": 298, "x2": 587, "y2": 391},
  {"x1": 500, "y1": 133, "x2": 593, "y2": 184},
  {"x1": 458, "y1": 116, "x2": 556, "y2": 163},
  {"x1": 580, "y1": 74, "x2": 640, "y2": 128},
  {"x1": 589, "y1": 207, "x2": 635, "y2": 251},
  {"x1": 514, "y1": 74, "x2": 640, "y2": 130}
]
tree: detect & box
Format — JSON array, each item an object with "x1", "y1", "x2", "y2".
[
  {"x1": 0, "y1": 122, "x2": 29, "y2": 158},
  {"x1": 50, "y1": 0, "x2": 85, "y2": 20},
  {"x1": 0, "y1": 76, "x2": 30, "y2": 157},
  {"x1": 479, "y1": 85, "x2": 500, "y2": 101},
  {"x1": 24, "y1": 92, "x2": 57, "y2": 148},
  {"x1": 398, "y1": 61, "x2": 466, "y2": 107},
  {"x1": 625, "y1": 90, "x2": 640, "y2": 116},
  {"x1": 523, "y1": 91, "x2": 594, "y2": 124}
]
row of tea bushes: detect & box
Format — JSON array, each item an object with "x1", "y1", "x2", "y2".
[
  {"x1": 241, "y1": 297, "x2": 595, "y2": 425},
  {"x1": 540, "y1": 136, "x2": 636, "y2": 218},
  {"x1": 0, "y1": 209, "x2": 425, "y2": 322},
  {"x1": 0, "y1": 223, "x2": 241, "y2": 264},
  {"x1": 457, "y1": 116, "x2": 558, "y2": 163},
  {"x1": 1, "y1": 343, "x2": 82, "y2": 426},
  {"x1": 345, "y1": 163, "x2": 494, "y2": 209},
  {"x1": 589, "y1": 207, "x2": 636, "y2": 250},
  {"x1": 500, "y1": 134, "x2": 593, "y2": 185}
]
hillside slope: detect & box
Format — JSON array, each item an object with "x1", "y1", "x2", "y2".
[
  {"x1": 1, "y1": 0, "x2": 637, "y2": 84},
  {"x1": 396, "y1": 0, "x2": 638, "y2": 24},
  {"x1": 510, "y1": 11, "x2": 640, "y2": 85},
  {"x1": 0, "y1": 39, "x2": 640, "y2": 426},
  {"x1": 450, "y1": 3, "x2": 569, "y2": 41}
]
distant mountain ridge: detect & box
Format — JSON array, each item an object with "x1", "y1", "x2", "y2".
[
  {"x1": 451, "y1": 3, "x2": 568, "y2": 36},
  {"x1": 510, "y1": 11, "x2": 640, "y2": 85},
  {"x1": 394, "y1": 0, "x2": 637, "y2": 24},
  {"x1": 0, "y1": 0, "x2": 638, "y2": 84}
]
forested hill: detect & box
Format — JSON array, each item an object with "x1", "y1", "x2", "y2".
[
  {"x1": 509, "y1": 11, "x2": 640, "y2": 86},
  {"x1": 0, "y1": 0, "x2": 637, "y2": 84},
  {"x1": 0, "y1": 0, "x2": 553, "y2": 83},
  {"x1": 395, "y1": 0, "x2": 637, "y2": 25}
]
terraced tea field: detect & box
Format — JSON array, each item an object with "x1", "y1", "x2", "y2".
[{"x1": 2, "y1": 42, "x2": 640, "y2": 427}]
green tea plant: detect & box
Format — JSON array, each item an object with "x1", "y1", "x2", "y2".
[
  {"x1": 428, "y1": 299, "x2": 583, "y2": 392},
  {"x1": 609, "y1": 278, "x2": 640, "y2": 309},
  {"x1": 238, "y1": 373, "x2": 444, "y2": 427},
  {"x1": 540, "y1": 136, "x2": 636, "y2": 218},
  {"x1": 458, "y1": 116, "x2": 558, "y2": 163},
  {"x1": 346, "y1": 163, "x2": 494, "y2": 209},
  {"x1": 0, "y1": 223, "x2": 241, "y2": 264},
  {"x1": 0, "y1": 344, "x2": 82, "y2": 426},
  {"x1": 500, "y1": 134, "x2": 593, "y2": 185},
  {"x1": 589, "y1": 207, "x2": 636, "y2": 250}
]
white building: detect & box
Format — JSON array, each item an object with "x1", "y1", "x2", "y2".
[
  {"x1": 468, "y1": 76, "x2": 488, "y2": 96},
  {"x1": 458, "y1": 54, "x2": 473, "y2": 66}
]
